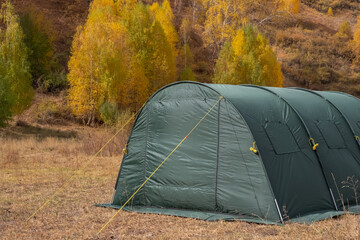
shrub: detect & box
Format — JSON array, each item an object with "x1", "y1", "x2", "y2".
[
  {"x1": 180, "y1": 66, "x2": 196, "y2": 81},
  {"x1": 41, "y1": 70, "x2": 67, "y2": 93},
  {"x1": 336, "y1": 21, "x2": 352, "y2": 40},
  {"x1": 99, "y1": 102, "x2": 119, "y2": 126},
  {"x1": 115, "y1": 108, "x2": 133, "y2": 130}
]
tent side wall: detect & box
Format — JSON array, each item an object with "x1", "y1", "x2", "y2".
[
  {"x1": 270, "y1": 87, "x2": 360, "y2": 210},
  {"x1": 315, "y1": 91, "x2": 360, "y2": 214},
  {"x1": 111, "y1": 82, "x2": 280, "y2": 223}
]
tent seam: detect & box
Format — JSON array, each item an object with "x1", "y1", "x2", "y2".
[
  {"x1": 215, "y1": 99, "x2": 221, "y2": 211},
  {"x1": 298, "y1": 88, "x2": 360, "y2": 163},
  {"x1": 143, "y1": 104, "x2": 151, "y2": 206}
]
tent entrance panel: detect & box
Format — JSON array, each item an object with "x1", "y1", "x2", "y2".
[{"x1": 143, "y1": 97, "x2": 219, "y2": 211}]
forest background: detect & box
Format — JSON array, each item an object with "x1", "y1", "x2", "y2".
[{"x1": 1, "y1": 0, "x2": 360, "y2": 126}]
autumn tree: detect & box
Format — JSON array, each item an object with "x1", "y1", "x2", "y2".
[
  {"x1": 0, "y1": 1, "x2": 33, "y2": 119},
  {"x1": 336, "y1": 21, "x2": 352, "y2": 40},
  {"x1": 213, "y1": 42, "x2": 237, "y2": 84},
  {"x1": 354, "y1": 16, "x2": 360, "y2": 57},
  {"x1": 202, "y1": 0, "x2": 247, "y2": 53},
  {"x1": 202, "y1": 0, "x2": 300, "y2": 54},
  {"x1": 213, "y1": 25, "x2": 284, "y2": 87},
  {"x1": 327, "y1": 7, "x2": 333, "y2": 16},
  {"x1": 0, "y1": 61, "x2": 14, "y2": 126},
  {"x1": 180, "y1": 18, "x2": 192, "y2": 44},
  {"x1": 68, "y1": 0, "x2": 177, "y2": 124},
  {"x1": 277, "y1": 0, "x2": 300, "y2": 14},
  {"x1": 68, "y1": 0, "x2": 137, "y2": 124},
  {"x1": 178, "y1": 19, "x2": 196, "y2": 81},
  {"x1": 179, "y1": 44, "x2": 196, "y2": 81},
  {"x1": 149, "y1": 0, "x2": 178, "y2": 52},
  {"x1": 122, "y1": 1, "x2": 177, "y2": 94},
  {"x1": 258, "y1": 0, "x2": 300, "y2": 26}
]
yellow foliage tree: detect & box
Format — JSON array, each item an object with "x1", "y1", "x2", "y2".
[
  {"x1": 180, "y1": 18, "x2": 192, "y2": 44},
  {"x1": 202, "y1": 0, "x2": 248, "y2": 53},
  {"x1": 68, "y1": 0, "x2": 177, "y2": 123},
  {"x1": 354, "y1": 16, "x2": 360, "y2": 57},
  {"x1": 277, "y1": 0, "x2": 300, "y2": 14},
  {"x1": 124, "y1": 2, "x2": 177, "y2": 94},
  {"x1": 202, "y1": 0, "x2": 300, "y2": 53},
  {"x1": 148, "y1": 20, "x2": 177, "y2": 92},
  {"x1": 149, "y1": 0, "x2": 178, "y2": 51},
  {"x1": 214, "y1": 25, "x2": 284, "y2": 87},
  {"x1": 179, "y1": 43, "x2": 196, "y2": 81},
  {"x1": 327, "y1": 7, "x2": 333, "y2": 16},
  {"x1": 68, "y1": 0, "x2": 148, "y2": 123},
  {"x1": 336, "y1": 21, "x2": 352, "y2": 40}
]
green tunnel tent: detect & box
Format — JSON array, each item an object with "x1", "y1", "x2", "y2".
[{"x1": 98, "y1": 82, "x2": 360, "y2": 224}]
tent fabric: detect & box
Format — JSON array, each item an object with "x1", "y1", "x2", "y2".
[
  {"x1": 267, "y1": 87, "x2": 360, "y2": 211},
  {"x1": 99, "y1": 82, "x2": 360, "y2": 224}
]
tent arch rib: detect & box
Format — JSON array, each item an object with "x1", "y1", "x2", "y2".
[
  {"x1": 290, "y1": 88, "x2": 360, "y2": 151},
  {"x1": 242, "y1": 85, "x2": 313, "y2": 138},
  {"x1": 324, "y1": 91, "x2": 360, "y2": 148}
]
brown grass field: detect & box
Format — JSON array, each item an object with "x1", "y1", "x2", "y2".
[{"x1": 1, "y1": 122, "x2": 359, "y2": 239}]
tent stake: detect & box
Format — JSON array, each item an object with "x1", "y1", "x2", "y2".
[
  {"x1": 110, "y1": 188, "x2": 116, "y2": 204},
  {"x1": 329, "y1": 188, "x2": 338, "y2": 211},
  {"x1": 274, "y1": 198, "x2": 284, "y2": 224}
]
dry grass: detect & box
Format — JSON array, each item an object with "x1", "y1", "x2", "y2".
[{"x1": 0, "y1": 123, "x2": 359, "y2": 239}]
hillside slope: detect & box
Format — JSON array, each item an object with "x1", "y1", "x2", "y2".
[
  {"x1": 11, "y1": 0, "x2": 88, "y2": 67},
  {"x1": 9, "y1": 0, "x2": 360, "y2": 96}
]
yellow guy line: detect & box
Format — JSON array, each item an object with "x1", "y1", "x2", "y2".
[
  {"x1": 26, "y1": 102, "x2": 147, "y2": 222},
  {"x1": 97, "y1": 96, "x2": 223, "y2": 236}
]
